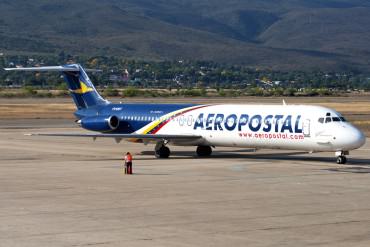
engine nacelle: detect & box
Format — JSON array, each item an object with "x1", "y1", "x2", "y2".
[{"x1": 79, "y1": 115, "x2": 119, "y2": 132}]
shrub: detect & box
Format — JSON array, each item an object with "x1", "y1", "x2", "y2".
[
  {"x1": 56, "y1": 83, "x2": 68, "y2": 90},
  {"x1": 122, "y1": 87, "x2": 139, "y2": 97},
  {"x1": 22, "y1": 86, "x2": 37, "y2": 96},
  {"x1": 283, "y1": 88, "x2": 296, "y2": 96},
  {"x1": 218, "y1": 89, "x2": 226, "y2": 97},
  {"x1": 179, "y1": 88, "x2": 206, "y2": 97},
  {"x1": 103, "y1": 87, "x2": 119, "y2": 97}
]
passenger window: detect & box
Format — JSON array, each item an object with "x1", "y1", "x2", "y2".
[
  {"x1": 332, "y1": 117, "x2": 340, "y2": 122},
  {"x1": 325, "y1": 117, "x2": 332, "y2": 123},
  {"x1": 318, "y1": 118, "x2": 324, "y2": 123}
]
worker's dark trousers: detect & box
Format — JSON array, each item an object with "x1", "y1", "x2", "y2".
[{"x1": 126, "y1": 162, "x2": 132, "y2": 174}]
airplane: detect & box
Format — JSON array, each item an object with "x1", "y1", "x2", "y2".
[{"x1": 4, "y1": 64, "x2": 366, "y2": 164}]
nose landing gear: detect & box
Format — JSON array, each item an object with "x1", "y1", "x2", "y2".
[
  {"x1": 336, "y1": 155, "x2": 347, "y2": 164},
  {"x1": 336, "y1": 151, "x2": 348, "y2": 164}
]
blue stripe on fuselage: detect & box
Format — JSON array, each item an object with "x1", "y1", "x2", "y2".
[{"x1": 75, "y1": 103, "x2": 196, "y2": 133}]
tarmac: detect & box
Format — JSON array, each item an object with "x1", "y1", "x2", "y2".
[{"x1": 1, "y1": 119, "x2": 370, "y2": 247}]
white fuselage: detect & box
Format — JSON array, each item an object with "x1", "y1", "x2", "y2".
[{"x1": 147, "y1": 104, "x2": 366, "y2": 152}]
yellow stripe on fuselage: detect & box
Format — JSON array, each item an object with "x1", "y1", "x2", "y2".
[{"x1": 141, "y1": 119, "x2": 162, "y2": 134}]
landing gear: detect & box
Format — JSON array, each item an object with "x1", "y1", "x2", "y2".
[
  {"x1": 155, "y1": 143, "x2": 170, "y2": 158},
  {"x1": 335, "y1": 151, "x2": 348, "y2": 164},
  {"x1": 336, "y1": 155, "x2": 347, "y2": 164},
  {"x1": 196, "y1": 146, "x2": 212, "y2": 157}
]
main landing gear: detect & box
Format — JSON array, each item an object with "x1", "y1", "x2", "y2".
[
  {"x1": 196, "y1": 146, "x2": 212, "y2": 157},
  {"x1": 155, "y1": 142, "x2": 170, "y2": 158},
  {"x1": 154, "y1": 143, "x2": 213, "y2": 158},
  {"x1": 336, "y1": 151, "x2": 348, "y2": 164}
]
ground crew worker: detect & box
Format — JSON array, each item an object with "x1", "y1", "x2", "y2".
[{"x1": 124, "y1": 152, "x2": 133, "y2": 174}]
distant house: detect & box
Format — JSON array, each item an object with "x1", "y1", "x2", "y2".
[
  {"x1": 109, "y1": 69, "x2": 129, "y2": 82},
  {"x1": 109, "y1": 74, "x2": 124, "y2": 82}
]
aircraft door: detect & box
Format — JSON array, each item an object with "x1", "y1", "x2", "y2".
[{"x1": 303, "y1": 119, "x2": 311, "y2": 137}]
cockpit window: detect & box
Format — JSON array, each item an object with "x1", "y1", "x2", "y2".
[
  {"x1": 320, "y1": 113, "x2": 347, "y2": 124},
  {"x1": 332, "y1": 117, "x2": 340, "y2": 122}
]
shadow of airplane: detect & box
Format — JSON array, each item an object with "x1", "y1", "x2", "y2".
[
  {"x1": 324, "y1": 167, "x2": 370, "y2": 174},
  {"x1": 77, "y1": 149, "x2": 370, "y2": 168},
  {"x1": 135, "y1": 150, "x2": 370, "y2": 165}
]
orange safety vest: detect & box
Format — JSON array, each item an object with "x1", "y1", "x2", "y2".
[{"x1": 125, "y1": 154, "x2": 133, "y2": 162}]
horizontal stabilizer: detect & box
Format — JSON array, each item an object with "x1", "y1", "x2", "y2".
[
  {"x1": 4, "y1": 65, "x2": 101, "y2": 72},
  {"x1": 4, "y1": 66, "x2": 79, "y2": 72}
]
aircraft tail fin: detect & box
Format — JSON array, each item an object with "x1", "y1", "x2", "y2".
[{"x1": 4, "y1": 64, "x2": 109, "y2": 109}]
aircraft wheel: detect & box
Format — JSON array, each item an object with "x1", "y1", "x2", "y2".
[
  {"x1": 155, "y1": 146, "x2": 170, "y2": 158},
  {"x1": 336, "y1": 155, "x2": 347, "y2": 164},
  {"x1": 196, "y1": 146, "x2": 212, "y2": 157}
]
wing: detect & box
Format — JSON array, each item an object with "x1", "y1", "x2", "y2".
[{"x1": 25, "y1": 133, "x2": 203, "y2": 143}]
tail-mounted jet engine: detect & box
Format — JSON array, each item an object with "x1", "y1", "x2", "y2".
[{"x1": 78, "y1": 116, "x2": 120, "y2": 132}]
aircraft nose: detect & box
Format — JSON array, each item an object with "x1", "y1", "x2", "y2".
[
  {"x1": 347, "y1": 126, "x2": 366, "y2": 150},
  {"x1": 334, "y1": 125, "x2": 366, "y2": 150}
]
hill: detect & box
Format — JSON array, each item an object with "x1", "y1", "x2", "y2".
[{"x1": 1, "y1": 0, "x2": 370, "y2": 71}]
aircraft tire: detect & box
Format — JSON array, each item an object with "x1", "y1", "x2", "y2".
[
  {"x1": 336, "y1": 155, "x2": 347, "y2": 164},
  {"x1": 196, "y1": 146, "x2": 212, "y2": 157},
  {"x1": 155, "y1": 146, "x2": 170, "y2": 158}
]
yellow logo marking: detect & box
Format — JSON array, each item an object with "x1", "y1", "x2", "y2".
[{"x1": 70, "y1": 81, "x2": 94, "y2": 94}]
